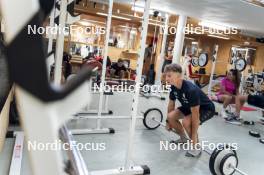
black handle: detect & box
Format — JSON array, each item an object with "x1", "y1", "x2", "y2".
[
  {"x1": 39, "y1": 0, "x2": 55, "y2": 17},
  {"x1": 5, "y1": 5, "x2": 92, "y2": 102}
]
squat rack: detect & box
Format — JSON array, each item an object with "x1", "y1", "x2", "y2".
[{"x1": 1, "y1": 0, "x2": 151, "y2": 174}]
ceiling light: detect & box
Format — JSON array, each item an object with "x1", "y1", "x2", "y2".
[
  {"x1": 131, "y1": 30, "x2": 137, "y2": 34},
  {"x1": 208, "y1": 34, "x2": 230, "y2": 40},
  {"x1": 78, "y1": 21, "x2": 91, "y2": 26},
  {"x1": 244, "y1": 41, "x2": 250, "y2": 45},
  {"x1": 119, "y1": 25, "x2": 137, "y2": 30},
  {"x1": 185, "y1": 37, "x2": 195, "y2": 40},
  {"x1": 148, "y1": 22, "x2": 162, "y2": 26},
  {"x1": 131, "y1": 6, "x2": 161, "y2": 16},
  {"x1": 199, "y1": 21, "x2": 229, "y2": 31},
  {"x1": 81, "y1": 19, "x2": 105, "y2": 25},
  {"x1": 131, "y1": 6, "x2": 144, "y2": 13},
  {"x1": 96, "y1": 12, "x2": 131, "y2": 21}
]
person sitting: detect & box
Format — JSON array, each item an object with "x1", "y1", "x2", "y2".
[
  {"x1": 97, "y1": 56, "x2": 111, "y2": 68},
  {"x1": 212, "y1": 69, "x2": 241, "y2": 118},
  {"x1": 84, "y1": 52, "x2": 95, "y2": 61},
  {"x1": 225, "y1": 94, "x2": 264, "y2": 125},
  {"x1": 110, "y1": 58, "x2": 127, "y2": 79}
]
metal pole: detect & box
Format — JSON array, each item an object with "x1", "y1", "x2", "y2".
[
  {"x1": 172, "y1": 15, "x2": 187, "y2": 64},
  {"x1": 239, "y1": 49, "x2": 248, "y2": 94},
  {"x1": 60, "y1": 125, "x2": 89, "y2": 175},
  {"x1": 155, "y1": 14, "x2": 169, "y2": 85},
  {"x1": 124, "y1": 0, "x2": 151, "y2": 169},
  {"x1": 97, "y1": 0, "x2": 113, "y2": 129},
  {"x1": 208, "y1": 45, "x2": 219, "y2": 97},
  {"x1": 48, "y1": 2, "x2": 56, "y2": 53},
  {"x1": 233, "y1": 167, "x2": 248, "y2": 175},
  {"x1": 54, "y1": 0, "x2": 68, "y2": 85},
  {"x1": 47, "y1": 2, "x2": 56, "y2": 79},
  {"x1": 182, "y1": 48, "x2": 191, "y2": 80}
]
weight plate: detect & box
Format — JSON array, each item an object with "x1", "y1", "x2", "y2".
[
  {"x1": 260, "y1": 138, "x2": 264, "y2": 144},
  {"x1": 209, "y1": 144, "x2": 237, "y2": 175},
  {"x1": 235, "y1": 58, "x2": 247, "y2": 72},
  {"x1": 231, "y1": 51, "x2": 235, "y2": 58},
  {"x1": 249, "y1": 130, "x2": 261, "y2": 138},
  {"x1": 143, "y1": 108, "x2": 163, "y2": 130},
  {"x1": 198, "y1": 53, "x2": 209, "y2": 67},
  {"x1": 209, "y1": 146, "x2": 221, "y2": 175},
  {"x1": 191, "y1": 57, "x2": 199, "y2": 67},
  {"x1": 243, "y1": 121, "x2": 255, "y2": 125},
  {"x1": 220, "y1": 153, "x2": 238, "y2": 175}
]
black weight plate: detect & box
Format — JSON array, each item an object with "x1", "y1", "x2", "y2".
[
  {"x1": 209, "y1": 144, "x2": 224, "y2": 175},
  {"x1": 143, "y1": 108, "x2": 163, "y2": 130},
  {"x1": 209, "y1": 144, "x2": 237, "y2": 175},
  {"x1": 243, "y1": 121, "x2": 255, "y2": 125},
  {"x1": 191, "y1": 57, "x2": 199, "y2": 67},
  {"x1": 260, "y1": 138, "x2": 264, "y2": 144},
  {"x1": 219, "y1": 153, "x2": 238, "y2": 175},
  {"x1": 235, "y1": 58, "x2": 247, "y2": 72},
  {"x1": 249, "y1": 130, "x2": 261, "y2": 138},
  {"x1": 198, "y1": 53, "x2": 209, "y2": 67}
]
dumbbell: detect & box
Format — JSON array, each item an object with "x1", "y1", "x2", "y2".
[{"x1": 143, "y1": 108, "x2": 248, "y2": 175}]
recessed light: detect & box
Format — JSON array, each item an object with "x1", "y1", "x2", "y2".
[
  {"x1": 207, "y1": 34, "x2": 230, "y2": 40},
  {"x1": 96, "y1": 13, "x2": 131, "y2": 21}
]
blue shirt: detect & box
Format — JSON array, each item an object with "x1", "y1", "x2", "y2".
[{"x1": 169, "y1": 80, "x2": 214, "y2": 110}]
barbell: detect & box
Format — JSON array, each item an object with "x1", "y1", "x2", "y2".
[
  {"x1": 191, "y1": 52, "x2": 247, "y2": 72},
  {"x1": 143, "y1": 108, "x2": 248, "y2": 175}
]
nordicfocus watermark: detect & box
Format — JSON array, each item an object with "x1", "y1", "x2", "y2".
[
  {"x1": 28, "y1": 22, "x2": 238, "y2": 36},
  {"x1": 158, "y1": 23, "x2": 238, "y2": 35},
  {"x1": 28, "y1": 140, "x2": 106, "y2": 151},
  {"x1": 93, "y1": 82, "x2": 171, "y2": 93},
  {"x1": 27, "y1": 24, "x2": 106, "y2": 35},
  {"x1": 160, "y1": 140, "x2": 238, "y2": 151}
]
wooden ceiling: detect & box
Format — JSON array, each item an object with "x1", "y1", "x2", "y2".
[{"x1": 73, "y1": 0, "x2": 263, "y2": 46}]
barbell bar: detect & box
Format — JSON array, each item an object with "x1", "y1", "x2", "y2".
[{"x1": 143, "y1": 108, "x2": 248, "y2": 175}]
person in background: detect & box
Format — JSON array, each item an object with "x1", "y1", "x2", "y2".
[
  {"x1": 213, "y1": 69, "x2": 241, "y2": 119},
  {"x1": 143, "y1": 44, "x2": 153, "y2": 76},
  {"x1": 228, "y1": 93, "x2": 264, "y2": 125},
  {"x1": 84, "y1": 52, "x2": 95, "y2": 61},
  {"x1": 162, "y1": 46, "x2": 173, "y2": 72},
  {"x1": 110, "y1": 58, "x2": 127, "y2": 79},
  {"x1": 63, "y1": 52, "x2": 72, "y2": 79},
  {"x1": 161, "y1": 46, "x2": 173, "y2": 84},
  {"x1": 97, "y1": 56, "x2": 111, "y2": 68}
]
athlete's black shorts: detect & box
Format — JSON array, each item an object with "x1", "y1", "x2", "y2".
[
  {"x1": 178, "y1": 105, "x2": 215, "y2": 124},
  {"x1": 248, "y1": 95, "x2": 264, "y2": 109}
]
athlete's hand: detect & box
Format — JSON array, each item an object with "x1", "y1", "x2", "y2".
[
  {"x1": 165, "y1": 119, "x2": 172, "y2": 131},
  {"x1": 191, "y1": 135, "x2": 199, "y2": 146}
]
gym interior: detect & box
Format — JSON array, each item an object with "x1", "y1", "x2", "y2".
[{"x1": 0, "y1": 0, "x2": 264, "y2": 175}]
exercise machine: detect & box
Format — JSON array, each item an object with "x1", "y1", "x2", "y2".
[
  {"x1": 0, "y1": 87, "x2": 24, "y2": 175},
  {"x1": 1, "y1": 0, "x2": 150, "y2": 174},
  {"x1": 5, "y1": 131, "x2": 24, "y2": 175},
  {"x1": 70, "y1": 0, "x2": 116, "y2": 134}
]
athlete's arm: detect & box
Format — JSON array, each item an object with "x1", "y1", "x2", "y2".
[
  {"x1": 168, "y1": 100, "x2": 175, "y2": 113},
  {"x1": 190, "y1": 105, "x2": 200, "y2": 145}
]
